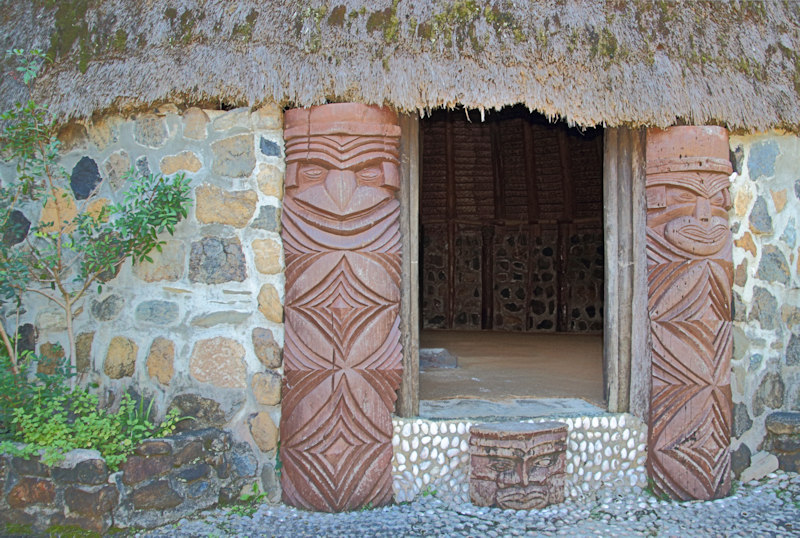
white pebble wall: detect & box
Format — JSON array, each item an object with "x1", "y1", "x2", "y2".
[{"x1": 391, "y1": 413, "x2": 648, "y2": 504}]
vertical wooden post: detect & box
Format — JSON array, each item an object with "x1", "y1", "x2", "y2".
[
  {"x1": 603, "y1": 127, "x2": 648, "y2": 416},
  {"x1": 397, "y1": 114, "x2": 420, "y2": 418},
  {"x1": 523, "y1": 121, "x2": 539, "y2": 223},
  {"x1": 445, "y1": 113, "x2": 456, "y2": 329},
  {"x1": 556, "y1": 130, "x2": 575, "y2": 332}
]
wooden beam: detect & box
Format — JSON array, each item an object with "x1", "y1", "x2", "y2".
[
  {"x1": 490, "y1": 122, "x2": 505, "y2": 220},
  {"x1": 555, "y1": 129, "x2": 574, "y2": 332},
  {"x1": 629, "y1": 129, "x2": 650, "y2": 421},
  {"x1": 603, "y1": 128, "x2": 620, "y2": 409},
  {"x1": 397, "y1": 114, "x2": 420, "y2": 418},
  {"x1": 603, "y1": 127, "x2": 648, "y2": 416},
  {"x1": 557, "y1": 129, "x2": 576, "y2": 221},
  {"x1": 523, "y1": 120, "x2": 539, "y2": 224},
  {"x1": 445, "y1": 112, "x2": 456, "y2": 329}
]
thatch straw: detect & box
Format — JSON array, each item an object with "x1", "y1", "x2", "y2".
[{"x1": 1, "y1": 0, "x2": 798, "y2": 131}]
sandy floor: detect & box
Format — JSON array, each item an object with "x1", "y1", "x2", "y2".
[{"x1": 419, "y1": 330, "x2": 604, "y2": 405}]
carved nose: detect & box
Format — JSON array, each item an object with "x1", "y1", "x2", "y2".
[
  {"x1": 519, "y1": 462, "x2": 529, "y2": 486},
  {"x1": 325, "y1": 170, "x2": 357, "y2": 211},
  {"x1": 695, "y1": 197, "x2": 711, "y2": 222}
]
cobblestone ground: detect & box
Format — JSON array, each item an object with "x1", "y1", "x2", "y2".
[{"x1": 140, "y1": 471, "x2": 800, "y2": 537}]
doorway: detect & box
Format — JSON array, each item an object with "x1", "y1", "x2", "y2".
[{"x1": 417, "y1": 106, "x2": 604, "y2": 405}]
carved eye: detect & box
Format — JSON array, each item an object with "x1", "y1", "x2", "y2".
[
  {"x1": 710, "y1": 191, "x2": 725, "y2": 206},
  {"x1": 668, "y1": 189, "x2": 696, "y2": 204},
  {"x1": 357, "y1": 166, "x2": 383, "y2": 184},
  {"x1": 532, "y1": 456, "x2": 555, "y2": 468},
  {"x1": 489, "y1": 459, "x2": 515, "y2": 473},
  {"x1": 299, "y1": 164, "x2": 327, "y2": 183}
]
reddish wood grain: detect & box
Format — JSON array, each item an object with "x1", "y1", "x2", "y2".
[
  {"x1": 280, "y1": 104, "x2": 403, "y2": 512},
  {"x1": 645, "y1": 126, "x2": 733, "y2": 500}
]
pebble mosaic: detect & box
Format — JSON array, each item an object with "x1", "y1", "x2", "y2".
[{"x1": 392, "y1": 413, "x2": 647, "y2": 503}]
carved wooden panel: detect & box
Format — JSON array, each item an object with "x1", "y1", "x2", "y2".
[
  {"x1": 469, "y1": 421, "x2": 568, "y2": 509},
  {"x1": 280, "y1": 104, "x2": 403, "y2": 511},
  {"x1": 645, "y1": 126, "x2": 733, "y2": 500}
]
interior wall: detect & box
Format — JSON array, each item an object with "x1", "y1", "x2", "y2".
[{"x1": 420, "y1": 107, "x2": 604, "y2": 333}]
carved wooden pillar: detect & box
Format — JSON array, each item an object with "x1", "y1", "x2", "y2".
[
  {"x1": 645, "y1": 126, "x2": 733, "y2": 500},
  {"x1": 280, "y1": 104, "x2": 403, "y2": 511}
]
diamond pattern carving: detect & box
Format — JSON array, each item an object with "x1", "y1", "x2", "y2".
[
  {"x1": 280, "y1": 104, "x2": 403, "y2": 512},
  {"x1": 645, "y1": 127, "x2": 733, "y2": 501}
]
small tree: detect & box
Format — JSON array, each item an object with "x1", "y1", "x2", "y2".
[{"x1": 0, "y1": 49, "x2": 192, "y2": 375}]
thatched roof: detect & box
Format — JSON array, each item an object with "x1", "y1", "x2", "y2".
[{"x1": 1, "y1": 1, "x2": 799, "y2": 131}]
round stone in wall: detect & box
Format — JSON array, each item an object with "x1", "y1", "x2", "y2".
[
  {"x1": 91, "y1": 294, "x2": 125, "y2": 321},
  {"x1": 189, "y1": 336, "x2": 246, "y2": 389},
  {"x1": 70, "y1": 156, "x2": 102, "y2": 200},
  {"x1": 104, "y1": 336, "x2": 138, "y2": 379}
]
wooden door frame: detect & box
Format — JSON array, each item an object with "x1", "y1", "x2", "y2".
[{"x1": 395, "y1": 119, "x2": 649, "y2": 420}]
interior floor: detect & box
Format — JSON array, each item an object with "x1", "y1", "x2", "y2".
[{"x1": 419, "y1": 330, "x2": 604, "y2": 406}]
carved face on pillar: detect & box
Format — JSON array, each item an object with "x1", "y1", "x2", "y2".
[
  {"x1": 469, "y1": 423, "x2": 567, "y2": 510},
  {"x1": 283, "y1": 105, "x2": 402, "y2": 250},
  {"x1": 646, "y1": 173, "x2": 732, "y2": 257}
]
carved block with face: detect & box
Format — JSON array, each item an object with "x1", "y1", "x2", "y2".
[
  {"x1": 469, "y1": 421, "x2": 567, "y2": 510},
  {"x1": 283, "y1": 104, "x2": 402, "y2": 254},
  {"x1": 646, "y1": 172, "x2": 732, "y2": 258}
]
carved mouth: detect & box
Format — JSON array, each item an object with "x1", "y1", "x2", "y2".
[
  {"x1": 664, "y1": 216, "x2": 728, "y2": 256},
  {"x1": 496, "y1": 485, "x2": 548, "y2": 510}
]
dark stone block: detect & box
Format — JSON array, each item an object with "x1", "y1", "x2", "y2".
[
  {"x1": 168, "y1": 395, "x2": 227, "y2": 431},
  {"x1": 774, "y1": 437, "x2": 800, "y2": 453},
  {"x1": 64, "y1": 485, "x2": 119, "y2": 516},
  {"x1": 212, "y1": 454, "x2": 232, "y2": 480},
  {"x1": 130, "y1": 480, "x2": 183, "y2": 510},
  {"x1": 787, "y1": 334, "x2": 800, "y2": 367},
  {"x1": 776, "y1": 453, "x2": 800, "y2": 473},
  {"x1": 173, "y1": 440, "x2": 204, "y2": 467},
  {"x1": 765, "y1": 411, "x2": 800, "y2": 435},
  {"x1": 419, "y1": 348, "x2": 458, "y2": 370},
  {"x1": 749, "y1": 196, "x2": 773, "y2": 235},
  {"x1": 187, "y1": 480, "x2": 211, "y2": 499},
  {"x1": 748, "y1": 140, "x2": 779, "y2": 180},
  {"x1": 188, "y1": 236, "x2": 247, "y2": 284},
  {"x1": 2, "y1": 210, "x2": 30, "y2": 246},
  {"x1": 136, "y1": 155, "x2": 151, "y2": 176},
  {"x1": 11, "y1": 456, "x2": 50, "y2": 477},
  {"x1": 176, "y1": 463, "x2": 211, "y2": 483},
  {"x1": 15, "y1": 323, "x2": 36, "y2": 356},
  {"x1": 732, "y1": 402, "x2": 753, "y2": 438},
  {"x1": 730, "y1": 443, "x2": 751, "y2": 478},
  {"x1": 259, "y1": 137, "x2": 281, "y2": 157},
  {"x1": 231, "y1": 448, "x2": 257, "y2": 478},
  {"x1": 749, "y1": 287, "x2": 777, "y2": 329},
  {"x1": 90, "y1": 294, "x2": 124, "y2": 321},
  {"x1": 7, "y1": 477, "x2": 55, "y2": 508},
  {"x1": 52, "y1": 459, "x2": 108, "y2": 485},
  {"x1": 756, "y1": 245, "x2": 790, "y2": 285},
  {"x1": 252, "y1": 205, "x2": 282, "y2": 232},
  {"x1": 753, "y1": 373, "x2": 785, "y2": 417},
  {"x1": 70, "y1": 156, "x2": 102, "y2": 200},
  {"x1": 121, "y1": 455, "x2": 174, "y2": 485},
  {"x1": 730, "y1": 145, "x2": 744, "y2": 175},
  {"x1": 135, "y1": 440, "x2": 173, "y2": 457},
  {"x1": 135, "y1": 300, "x2": 179, "y2": 325}
]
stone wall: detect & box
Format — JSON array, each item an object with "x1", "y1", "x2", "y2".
[
  {"x1": 391, "y1": 414, "x2": 647, "y2": 504},
  {"x1": 1, "y1": 105, "x2": 285, "y2": 495},
  {"x1": 729, "y1": 131, "x2": 800, "y2": 479},
  {"x1": 0, "y1": 428, "x2": 260, "y2": 533}
]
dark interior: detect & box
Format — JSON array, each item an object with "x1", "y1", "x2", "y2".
[{"x1": 419, "y1": 106, "x2": 605, "y2": 333}]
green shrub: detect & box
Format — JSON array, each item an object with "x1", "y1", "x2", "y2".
[{"x1": 1, "y1": 389, "x2": 185, "y2": 470}]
